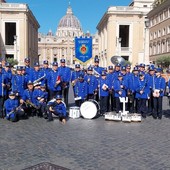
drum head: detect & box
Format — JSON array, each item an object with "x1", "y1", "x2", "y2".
[{"x1": 80, "y1": 101, "x2": 97, "y2": 119}]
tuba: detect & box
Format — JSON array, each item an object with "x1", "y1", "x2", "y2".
[{"x1": 110, "y1": 56, "x2": 126, "y2": 66}]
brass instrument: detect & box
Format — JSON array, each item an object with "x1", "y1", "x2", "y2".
[
  {"x1": 25, "y1": 100, "x2": 39, "y2": 109},
  {"x1": 33, "y1": 75, "x2": 46, "y2": 86},
  {"x1": 71, "y1": 78, "x2": 78, "y2": 86},
  {"x1": 7, "y1": 104, "x2": 24, "y2": 116},
  {"x1": 127, "y1": 89, "x2": 134, "y2": 103}
]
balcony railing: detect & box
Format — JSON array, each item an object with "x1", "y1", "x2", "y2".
[
  {"x1": 121, "y1": 47, "x2": 130, "y2": 51},
  {"x1": 5, "y1": 45, "x2": 14, "y2": 50}
]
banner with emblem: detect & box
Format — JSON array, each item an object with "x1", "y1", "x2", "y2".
[{"x1": 75, "y1": 37, "x2": 92, "y2": 63}]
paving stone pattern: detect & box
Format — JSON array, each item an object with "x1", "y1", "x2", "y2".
[{"x1": 0, "y1": 97, "x2": 170, "y2": 170}]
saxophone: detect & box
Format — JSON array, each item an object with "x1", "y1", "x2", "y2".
[{"x1": 26, "y1": 100, "x2": 39, "y2": 109}]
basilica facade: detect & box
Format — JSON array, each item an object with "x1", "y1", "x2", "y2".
[{"x1": 38, "y1": 6, "x2": 99, "y2": 68}]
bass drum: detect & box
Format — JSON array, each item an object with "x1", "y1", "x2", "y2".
[{"x1": 80, "y1": 99, "x2": 100, "y2": 119}]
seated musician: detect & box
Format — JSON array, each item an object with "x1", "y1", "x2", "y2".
[
  {"x1": 33, "y1": 83, "x2": 48, "y2": 118},
  {"x1": 47, "y1": 95, "x2": 67, "y2": 124},
  {"x1": 4, "y1": 91, "x2": 25, "y2": 122},
  {"x1": 20, "y1": 81, "x2": 38, "y2": 117}
]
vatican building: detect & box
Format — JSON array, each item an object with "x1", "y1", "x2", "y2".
[{"x1": 38, "y1": 5, "x2": 99, "y2": 68}]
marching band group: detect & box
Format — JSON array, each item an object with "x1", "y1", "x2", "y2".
[{"x1": 0, "y1": 57, "x2": 170, "y2": 124}]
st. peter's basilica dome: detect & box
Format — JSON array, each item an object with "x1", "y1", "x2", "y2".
[{"x1": 56, "y1": 5, "x2": 83, "y2": 38}]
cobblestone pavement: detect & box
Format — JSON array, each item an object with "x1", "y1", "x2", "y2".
[{"x1": 0, "y1": 95, "x2": 170, "y2": 170}]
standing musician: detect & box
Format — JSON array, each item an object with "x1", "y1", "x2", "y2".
[
  {"x1": 24, "y1": 57, "x2": 33, "y2": 77},
  {"x1": 114, "y1": 63, "x2": 121, "y2": 80},
  {"x1": 33, "y1": 84, "x2": 48, "y2": 117},
  {"x1": 0, "y1": 64, "x2": 8, "y2": 118},
  {"x1": 20, "y1": 81, "x2": 37, "y2": 117},
  {"x1": 93, "y1": 57, "x2": 103, "y2": 102},
  {"x1": 41, "y1": 60, "x2": 51, "y2": 87},
  {"x1": 71, "y1": 64, "x2": 83, "y2": 87},
  {"x1": 21, "y1": 66, "x2": 29, "y2": 89},
  {"x1": 107, "y1": 65, "x2": 116, "y2": 111},
  {"x1": 47, "y1": 61, "x2": 62, "y2": 99},
  {"x1": 128, "y1": 66, "x2": 139, "y2": 113},
  {"x1": 41, "y1": 60, "x2": 51, "y2": 76},
  {"x1": 2, "y1": 62, "x2": 12, "y2": 93},
  {"x1": 4, "y1": 91, "x2": 25, "y2": 122},
  {"x1": 151, "y1": 68, "x2": 166, "y2": 119},
  {"x1": 135, "y1": 72, "x2": 150, "y2": 118},
  {"x1": 84, "y1": 66, "x2": 98, "y2": 100},
  {"x1": 74, "y1": 74, "x2": 88, "y2": 107},
  {"x1": 98, "y1": 71, "x2": 110, "y2": 115},
  {"x1": 147, "y1": 65, "x2": 156, "y2": 116},
  {"x1": 113, "y1": 73, "x2": 127, "y2": 113},
  {"x1": 47, "y1": 94, "x2": 67, "y2": 124},
  {"x1": 138, "y1": 63, "x2": 149, "y2": 81},
  {"x1": 58, "y1": 59, "x2": 71, "y2": 106},
  {"x1": 29, "y1": 62, "x2": 45, "y2": 86},
  {"x1": 11, "y1": 66, "x2": 26, "y2": 98}
]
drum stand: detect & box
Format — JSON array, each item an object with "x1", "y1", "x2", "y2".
[
  {"x1": 119, "y1": 97, "x2": 131, "y2": 122},
  {"x1": 119, "y1": 97, "x2": 129, "y2": 116}
]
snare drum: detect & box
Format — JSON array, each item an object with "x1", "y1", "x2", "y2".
[
  {"x1": 69, "y1": 106, "x2": 80, "y2": 119},
  {"x1": 122, "y1": 114, "x2": 131, "y2": 122},
  {"x1": 131, "y1": 113, "x2": 142, "y2": 122},
  {"x1": 80, "y1": 100, "x2": 100, "y2": 119}
]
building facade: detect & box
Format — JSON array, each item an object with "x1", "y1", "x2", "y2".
[
  {"x1": 0, "y1": 1, "x2": 39, "y2": 65},
  {"x1": 97, "y1": 0, "x2": 154, "y2": 67},
  {"x1": 38, "y1": 5, "x2": 99, "y2": 68},
  {"x1": 147, "y1": 0, "x2": 170, "y2": 62}
]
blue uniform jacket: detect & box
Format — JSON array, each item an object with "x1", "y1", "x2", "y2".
[
  {"x1": 25, "y1": 66, "x2": 33, "y2": 77},
  {"x1": 4, "y1": 98, "x2": 19, "y2": 119},
  {"x1": 74, "y1": 80, "x2": 88, "y2": 99},
  {"x1": 47, "y1": 69, "x2": 62, "y2": 91},
  {"x1": 11, "y1": 75, "x2": 25, "y2": 97},
  {"x1": 113, "y1": 79, "x2": 127, "y2": 97},
  {"x1": 22, "y1": 89, "x2": 35, "y2": 104},
  {"x1": 48, "y1": 101, "x2": 66, "y2": 117},
  {"x1": 93, "y1": 66, "x2": 104, "y2": 75},
  {"x1": 58, "y1": 66, "x2": 71, "y2": 87},
  {"x1": 107, "y1": 72, "x2": 116, "y2": 89},
  {"x1": 135, "y1": 79, "x2": 150, "y2": 99},
  {"x1": 98, "y1": 77, "x2": 110, "y2": 97},
  {"x1": 71, "y1": 71, "x2": 84, "y2": 81},
  {"x1": 152, "y1": 76, "x2": 166, "y2": 97},
  {"x1": 29, "y1": 69, "x2": 45, "y2": 85},
  {"x1": 128, "y1": 74, "x2": 139, "y2": 92},
  {"x1": 0, "y1": 73, "x2": 8, "y2": 96},
  {"x1": 84, "y1": 74, "x2": 98, "y2": 94},
  {"x1": 33, "y1": 89, "x2": 48, "y2": 106}
]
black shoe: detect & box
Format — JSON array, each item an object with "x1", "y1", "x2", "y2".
[
  {"x1": 47, "y1": 119, "x2": 53, "y2": 122},
  {"x1": 142, "y1": 115, "x2": 146, "y2": 119},
  {"x1": 153, "y1": 116, "x2": 157, "y2": 119},
  {"x1": 43, "y1": 114, "x2": 48, "y2": 119},
  {"x1": 158, "y1": 117, "x2": 162, "y2": 120},
  {"x1": 147, "y1": 112, "x2": 152, "y2": 116}
]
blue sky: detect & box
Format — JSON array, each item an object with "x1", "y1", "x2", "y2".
[{"x1": 7, "y1": 0, "x2": 131, "y2": 34}]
